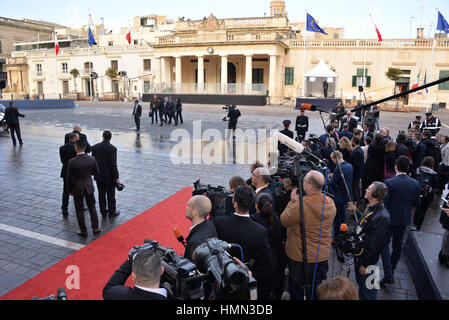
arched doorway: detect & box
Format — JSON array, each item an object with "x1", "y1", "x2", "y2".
[{"x1": 228, "y1": 62, "x2": 236, "y2": 84}]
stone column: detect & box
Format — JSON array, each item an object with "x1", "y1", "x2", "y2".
[
  {"x1": 175, "y1": 56, "x2": 182, "y2": 94},
  {"x1": 175, "y1": 57, "x2": 182, "y2": 84},
  {"x1": 160, "y1": 57, "x2": 166, "y2": 84},
  {"x1": 197, "y1": 56, "x2": 204, "y2": 93},
  {"x1": 197, "y1": 56, "x2": 204, "y2": 84},
  {"x1": 152, "y1": 57, "x2": 162, "y2": 92},
  {"x1": 269, "y1": 55, "x2": 277, "y2": 99},
  {"x1": 245, "y1": 55, "x2": 253, "y2": 94},
  {"x1": 221, "y1": 55, "x2": 228, "y2": 94}
]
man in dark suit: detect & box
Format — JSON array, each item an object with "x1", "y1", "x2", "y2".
[
  {"x1": 350, "y1": 136, "x2": 364, "y2": 206},
  {"x1": 92, "y1": 130, "x2": 121, "y2": 217},
  {"x1": 380, "y1": 156, "x2": 420, "y2": 286},
  {"x1": 156, "y1": 97, "x2": 165, "y2": 126},
  {"x1": 59, "y1": 132, "x2": 79, "y2": 216},
  {"x1": 167, "y1": 97, "x2": 177, "y2": 126},
  {"x1": 339, "y1": 123, "x2": 353, "y2": 141},
  {"x1": 341, "y1": 111, "x2": 358, "y2": 132},
  {"x1": 163, "y1": 97, "x2": 170, "y2": 124},
  {"x1": 132, "y1": 100, "x2": 142, "y2": 131},
  {"x1": 65, "y1": 124, "x2": 91, "y2": 154},
  {"x1": 252, "y1": 167, "x2": 275, "y2": 209},
  {"x1": 362, "y1": 124, "x2": 374, "y2": 141},
  {"x1": 295, "y1": 108, "x2": 309, "y2": 142},
  {"x1": 4, "y1": 101, "x2": 26, "y2": 146},
  {"x1": 278, "y1": 120, "x2": 294, "y2": 156},
  {"x1": 184, "y1": 195, "x2": 217, "y2": 262},
  {"x1": 329, "y1": 150, "x2": 353, "y2": 236},
  {"x1": 103, "y1": 249, "x2": 167, "y2": 300},
  {"x1": 66, "y1": 140, "x2": 101, "y2": 236},
  {"x1": 213, "y1": 186, "x2": 274, "y2": 297}
]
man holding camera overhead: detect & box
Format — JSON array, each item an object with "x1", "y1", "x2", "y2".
[{"x1": 224, "y1": 105, "x2": 241, "y2": 139}]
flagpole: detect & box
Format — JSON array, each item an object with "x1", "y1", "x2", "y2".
[
  {"x1": 428, "y1": 8, "x2": 438, "y2": 111},
  {"x1": 362, "y1": 10, "x2": 369, "y2": 101},
  {"x1": 302, "y1": 10, "x2": 307, "y2": 97},
  {"x1": 54, "y1": 32, "x2": 59, "y2": 100}
]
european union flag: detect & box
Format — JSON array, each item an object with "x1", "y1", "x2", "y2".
[
  {"x1": 437, "y1": 11, "x2": 449, "y2": 33},
  {"x1": 306, "y1": 13, "x2": 328, "y2": 35},
  {"x1": 88, "y1": 27, "x2": 97, "y2": 46}
]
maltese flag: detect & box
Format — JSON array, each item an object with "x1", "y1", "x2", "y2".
[
  {"x1": 369, "y1": 13, "x2": 383, "y2": 42},
  {"x1": 126, "y1": 26, "x2": 131, "y2": 44},
  {"x1": 55, "y1": 33, "x2": 59, "y2": 55}
]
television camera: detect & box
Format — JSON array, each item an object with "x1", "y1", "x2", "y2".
[
  {"x1": 193, "y1": 180, "x2": 233, "y2": 217},
  {"x1": 129, "y1": 238, "x2": 256, "y2": 300},
  {"x1": 334, "y1": 223, "x2": 365, "y2": 264},
  {"x1": 31, "y1": 288, "x2": 67, "y2": 300}
]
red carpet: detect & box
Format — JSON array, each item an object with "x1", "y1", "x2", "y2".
[{"x1": 1, "y1": 187, "x2": 193, "y2": 300}]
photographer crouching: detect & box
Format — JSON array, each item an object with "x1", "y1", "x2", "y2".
[
  {"x1": 103, "y1": 249, "x2": 168, "y2": 300},
  {"x1": 280, "y1": 170, "x2": 336, "y2": 300},
  {"x1": 347, "y1": 182, "x2": 390, "y2": 300}
]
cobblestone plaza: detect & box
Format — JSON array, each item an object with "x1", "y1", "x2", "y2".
[{"x1": 2, "y1": 101, "x2": 448, "y2": 299}]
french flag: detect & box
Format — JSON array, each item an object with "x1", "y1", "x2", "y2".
[
  {"x1": 55, "y1": 33, "x2": 59, "y2": 55},
  {"x1": 126, "y1": 26, "x2": 131, "y2": 44},
  {"x1": 369, "y1": 13, "x2": 383, "y2": 42}
]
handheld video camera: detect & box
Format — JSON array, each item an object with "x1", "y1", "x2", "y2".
[
  {"x1": 193, "y1": 238, "x2": 257, "y2": 300},
  {"x1": 193, "y1": 180, "x2": 233, "y2": 218},
  {"x1": 334, "y1": 224, "x2": 365, "y2": 264},
  {"x1": 129, "y1": 239, "x2": 205, "y2": 300}
]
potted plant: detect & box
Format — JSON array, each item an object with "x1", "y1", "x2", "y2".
[{"x1": 70, "y1": 68, "x2": 80, "y2": 97}]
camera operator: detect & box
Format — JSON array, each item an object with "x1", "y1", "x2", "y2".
[
  {"x1": 280, "y1": 170, "x2": 336, "y2": 300},
  {"x1": 103, "y1": 249, "x2": 168, "y2": 300},
  {"x1": 252, "y1": 167, "x2": 276, "y2": 211},
  {"x1": 347, "y1": 182, "x2": 390, "y2": 300},
  {"x1": 225, "y1": 105, "x2": 241, "y2": 139},
  {"x1": 184, "y1": 195, "x2": 218, "y2": 262},
  {"x1": 214, "y1": 185, "x2": 275, "y2": 299},
  {"x1": 246, "y1": 160, "x2": 263, "y2": 190}
]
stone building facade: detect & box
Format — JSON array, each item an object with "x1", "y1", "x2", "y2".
[
  {"x1": 0, "y1": 16, "x2": 63, "y2": 95},
  {"x1": 6, "y1": 1, "x2": 449, "y2": 107}
]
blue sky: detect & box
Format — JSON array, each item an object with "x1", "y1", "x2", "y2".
[{"x1": 1, "y1": 0, "x2": 448, "y2": 39}]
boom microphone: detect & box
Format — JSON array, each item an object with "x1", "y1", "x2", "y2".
[
  {"x1": 173, "y1": 227, "x2": 187, "y2": 247},
  {"x1": 301, "y1": 103, "x2": 317, "y2": 112},
  {"x1": 276, "y1": 131, "x2": 305, "y2": 154}
]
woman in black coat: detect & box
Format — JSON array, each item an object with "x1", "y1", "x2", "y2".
[
  {"x1": 251, "y1": 193, "x2": 283, "y2": 300},
  {"x1": 363, "y1": 133, "x2": 386, "y2": 190}
]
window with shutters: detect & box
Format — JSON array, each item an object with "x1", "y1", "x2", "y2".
[
  {"x1": 352, "y1": 68, "x2": 371, "y2": 87},
  {"x1": 0, "y1": 41, "x2": 2, "y2": 54},
  {"x1": 285, "y1": 67, "x2": 294, "y2": 86},
  {"x1": 438, "y1": 70, "x2": 449, "y2": 91},
  {"x1": 36, "y1": 64, "x2": 42, "y2": 77},
  {"x1": 143, "y1": 59, "x2": 151, "y2": 71},
  {"x1": 111, "y1": 60, "x2": 118, "y2": 70}
]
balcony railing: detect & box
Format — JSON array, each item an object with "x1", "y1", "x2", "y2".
[
  {"x1": 156, "y1": 32, "x2": 286, "y2": 45},
  {"x1": 148, "y1": 83, "x2": 267, "y2": 96},
  {"x1": 175, "y1": 16, "x2": 289, "y2": 32},
  {"x1": 288, "y1": 38, "x2": 449, "y2": 48}
]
